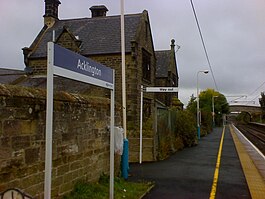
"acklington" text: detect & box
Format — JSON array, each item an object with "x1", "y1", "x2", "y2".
[{"x1": 77, "y1": 59, "x2": 102, "y2": 77}]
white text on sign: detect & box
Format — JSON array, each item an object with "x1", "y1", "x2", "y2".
[{"x1": 145, "y1": 87, "x2": 179, "y2": 93}]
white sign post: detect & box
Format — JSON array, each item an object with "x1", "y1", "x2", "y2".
[
  {"x1": 45, "y1": 42, "x2": 115, "y2": 199},
  {"x1": 139, "y1": 86, "x2": 178, "y2": 163}
]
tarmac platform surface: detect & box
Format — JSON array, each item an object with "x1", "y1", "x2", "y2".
[{"x1": 128, "y1": 125, "x2": 264, "y2": 199}]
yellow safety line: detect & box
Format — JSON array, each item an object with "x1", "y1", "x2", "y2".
[
  {"x1": 230, "y1": 125, "x2": 265, "y2": 199},
  {"x1": 209, "y1": 126, "x2": 225, "y2": 199}
]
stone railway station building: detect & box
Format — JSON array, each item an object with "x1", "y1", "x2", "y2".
[{"x1": 0, "y1": 0, "x2": 179, "y2": 197}]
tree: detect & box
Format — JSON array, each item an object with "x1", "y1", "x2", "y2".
[
  {"x1": 199, "y1": 89, "x2": 229, "y2": 113},
  {"x1": 199, "y1": 89, "x2": 229, "y2": 126},
  {"x1": 186, "y1": 94, "x2": 196, "y2": 113},
  {"x1": 186, "y1": 89, "x2": 229, "y2": 134}
]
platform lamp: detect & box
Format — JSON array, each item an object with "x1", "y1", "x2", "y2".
[{"x1": 197, "y1": 70, "x2": 209, "y2": 140}]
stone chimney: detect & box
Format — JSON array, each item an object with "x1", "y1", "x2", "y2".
[
  {"x1": 89, "y1": 5, "x2": 108, "y2": 18},
  {"x1": 170, "y1": 39, "x2": 175, "y2": 52},
  {"x1": 43, "y1": 0, "x2": 61, "y2": 27},
  {"x1": 170, "y1": 39, "x2": 176, "y2": 69}
]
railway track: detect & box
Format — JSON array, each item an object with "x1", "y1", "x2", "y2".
[{"x1": 235, "y1": 123, "x2": 265, "y2": 155}]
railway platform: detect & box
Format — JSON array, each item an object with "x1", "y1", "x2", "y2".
[{"x1": 128, "y1": 125, "x2": 265, "y2": 199}]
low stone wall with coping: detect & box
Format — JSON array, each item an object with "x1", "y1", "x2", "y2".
[{"x1": 0, "y1": 84, "x2": 121, "y2": 198}]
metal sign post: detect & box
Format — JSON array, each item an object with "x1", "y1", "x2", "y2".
[
  {"x1": 44, "y1": 43, "x2": 54, "y2": 199},
  {"x1": 139, "y1": 86, "x2": 178, "y2": 163},
  {"x1": 45, "y1": 42, "x2": 115, "y2": 199}
]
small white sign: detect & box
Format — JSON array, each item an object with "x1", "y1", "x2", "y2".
[{"x1": 145, "y1": 87, "x2": 178, "y2": 93}]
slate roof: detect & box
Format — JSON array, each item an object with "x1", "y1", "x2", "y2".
[
  {"x1": 0, "y1": 69, "x2": 96, "y2": 94},
  {"x1": 30, "y1": 14, "x2": 142, "y2": 58},
  {"x1": 18, "y1": 77, "x2": 95, "y2": 94},
  {"x1": 155, "y1": 50, "x2": 171, "y2": 78},
  {"x1": 0, "y1": 68, "x2": 26, "y2": 84}
]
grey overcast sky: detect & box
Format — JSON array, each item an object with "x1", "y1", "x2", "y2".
[{"x1": 0, "y1": 0, "x2": 264, "y2": 106}]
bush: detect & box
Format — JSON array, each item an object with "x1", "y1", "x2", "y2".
[
  {"x1": 236, "y1": 112, "x2": 251, "y2": 124},
  {"x1": 174, "y1": 109, "x2": 197, "y2": 147},
  {"x1": 201, "y1": 109, "x2": 212, "y2": 136},
  {"x1": 157, "y1": 110, "x2": 172, "y2": 160},
  {"x1": 158, "y1": 132, "x2": 172, "y2": 160}
]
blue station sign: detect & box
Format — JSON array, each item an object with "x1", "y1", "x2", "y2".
[
  {"x1": 52, "y1": 43, "x2": 114, "y2": 89},
  {"x1": 45, "y1": 42, "x2": 115, "y2": 199}
]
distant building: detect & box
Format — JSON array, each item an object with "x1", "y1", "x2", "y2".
[{"x1": 155, "y1": 39, "x2": 179, "y2": 107}]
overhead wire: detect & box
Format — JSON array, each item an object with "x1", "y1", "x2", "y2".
[
  {"x1": 247, "y1": 81, "x2": 265, "y2": 96},
  {"x1": 190, "y1": 0, "x2": 219, "y2": 91},
  {"x1": 245, "y1": 81, "x2": 265, "y2": 105},
  {"x1": 246, "y1": 94, "x2": 260, "y2": 105}
]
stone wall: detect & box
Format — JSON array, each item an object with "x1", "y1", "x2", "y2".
[
  {"x1": 0, "y1": 84, "x2": 121, "y2": 198},
  {"x1": 128, "y1": 138, "x2": 155, "y2": 162},
  {"x1": 28, "y1": 58, "x2": 47, "y2": 75},
  {"x1": 229, "y1": 105, "x2": 262, "y2": 115}
]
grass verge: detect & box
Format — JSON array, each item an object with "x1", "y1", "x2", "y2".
[{"x1": 63, "y1": 174, "x2": 154, "y2": 199}]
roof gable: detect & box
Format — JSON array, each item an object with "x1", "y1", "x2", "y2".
[{"x1": 55, "y1": 26, "x2": 82, "y2": 52}]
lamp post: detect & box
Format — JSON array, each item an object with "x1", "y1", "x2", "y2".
[
  {"x1": 197, "y1": 70, "x2": 209, "y2": 140},
  {"x1": 120, "y1": 0, "x2": 129, "y2": 182},
  {"x1": 212, "y1": 96, "x2": 218, "y2": 127}
]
